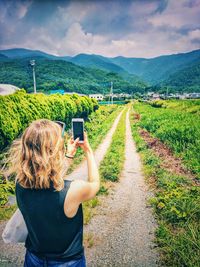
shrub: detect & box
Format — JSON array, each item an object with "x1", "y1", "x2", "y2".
[{"x1": 0, "y1": 90, "x2": 98, "y2": 151}]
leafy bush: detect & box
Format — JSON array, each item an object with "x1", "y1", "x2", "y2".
[{"x1": 0, "y1": 90, "x2": 98, "y2": 150}]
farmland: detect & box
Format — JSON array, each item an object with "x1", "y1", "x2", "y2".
[
  {"x1": 0, "y1": 95, "x2": 200, "y2": 266},
  {"x1": 131, "y1": 99, "x2": 200, "y2": 266},
  {"x1": 134, "y1": 99, "x2": 200, "y2": 179}
]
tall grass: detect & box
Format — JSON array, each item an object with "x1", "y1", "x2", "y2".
[
  {"x1": 130, "y1": 104, "x2": 200, "y2": 267},
  {"x1": 134, "y1": 100, "x2": 200, "y2": 179}
]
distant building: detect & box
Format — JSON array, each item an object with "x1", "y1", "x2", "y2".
[
  {"x1": 189, "y1": 93, "x2": 200, "y2": 99},
  {"x1": 48, "y1": 90, "x2": 86, "y2": 96},
  {"x1": 0, "y1": 84, "x2": 20, "y2": 95},
  {"x1": 64, "y1": 92, "x2": 86, "y2": 96},
  {"x1": 89, "y1": 94, "x2": 104, "y2": 101},
  {"x1": 152, "y1": 93, "x2": 160, "y2": 100}
]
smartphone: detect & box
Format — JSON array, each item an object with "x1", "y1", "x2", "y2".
[{"x1": 72, "y1": 118, "x2": 84, "y2": 143}]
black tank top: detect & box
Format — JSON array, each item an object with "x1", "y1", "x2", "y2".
[{"x1": 15, "y1": 180, "x2": 84, "y2": 261}]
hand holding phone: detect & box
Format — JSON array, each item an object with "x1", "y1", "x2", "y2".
[
  {"x1": 72, "y1": 118, "x2": 84, "y2": 143},
  {"x1": 77, "y1": 132, "x2": 92, "y2": 153},
  {"x1": 66, "y1": 137, "x2": 79, "y2": 158}
]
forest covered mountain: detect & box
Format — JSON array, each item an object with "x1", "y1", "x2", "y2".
[
  {"x1": 0, "y1": 56, "x2": 146, "y2": 94},
  {"x1": 160, "y1": 60, "x2": 200, "y2": 92},
  {"x1": 110, "y1": 49, "x2": 200, "y2": 84},
  {"x1": 0, "y1": 48, "x2": 200, "y2": 94}
]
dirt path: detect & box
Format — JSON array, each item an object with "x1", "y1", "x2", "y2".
[
  {"x1": 84, "y1": 110, "x2": 159, "y2": 267},
  {"x1": 0, "y1": 110, "x2": 123, "y2": 267}
]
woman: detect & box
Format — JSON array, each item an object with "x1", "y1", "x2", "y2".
[{"x1": 3, "y1": 119, "x2": 100, "y2": 267}]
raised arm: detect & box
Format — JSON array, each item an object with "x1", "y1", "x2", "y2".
[{"x1": 64, "y1": 132, "x2": 100, "y2": 217}]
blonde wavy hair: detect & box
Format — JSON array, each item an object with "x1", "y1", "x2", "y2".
[{"x1": 2, "y1": 119, "x2": 68, "y2": 191}]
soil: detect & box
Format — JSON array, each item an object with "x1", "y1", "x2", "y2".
[{"x1": 139, "y1": 129, "x2": 198, "y2": 185}]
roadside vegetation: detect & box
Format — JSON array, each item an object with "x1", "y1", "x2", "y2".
[
  {"x1": 130, "y1": 101, "x2": 200, "y2": 267},
  {"x1": 99, "y1": 107, "x2": 127, "y2": 183}
]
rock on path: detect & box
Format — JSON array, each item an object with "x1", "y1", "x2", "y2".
[
  {"x1": 84, "y1": 109, "x2": 159, "y2": 267},
  {"x1": 0, "y1": 110, "x2": 123, "y2": 267}
]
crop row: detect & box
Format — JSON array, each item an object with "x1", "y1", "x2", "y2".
[
  {"x1": 130, "y1": 105, "x2": 200, "y2": 267},
  {"x1": 0, "y1": 89, "x2": 98, "y2": 151},
  {"x1": 133, "y1": 101, "x2": 200, "y2": 178}
]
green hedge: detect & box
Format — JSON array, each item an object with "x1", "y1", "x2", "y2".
[{"x1": 0, "y1": 89, "x2": 98, "y2": 150}]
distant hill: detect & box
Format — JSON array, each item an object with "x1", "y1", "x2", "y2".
[
  {"x1": 160, "y1": 60, "x2": 200, "y2": 93},
  {"x1": 0, "y1": 48, "x2": 59, "y2": 60},
  {"x1": 0, "y1": 57, "x2": 146, "y2": 94},
  {"x1": 0, "y1": 48, "x2": 200, "y2": 93},
  {"x1": 67, "y1": 53, "x2": 125, "y2": 73},
  {"x1": 110, "y1": 49, "x2": 200, "y2": 84},
  {"x1": 0, "y1": 54, "x2": 8, "y2": 60}
]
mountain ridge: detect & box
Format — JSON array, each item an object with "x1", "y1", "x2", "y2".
[{"x1": 0, "y1": 48, "x2": 200, "y2": 93}]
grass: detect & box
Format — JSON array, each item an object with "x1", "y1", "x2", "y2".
[
  {"x1": 83, "y1": 232, "x2": 94, "y2": 248},
  {"x1": 130, "y1": 104, "x2": 200, "y2": 267},
  {"x1": 0, "y1": 204, "x2": 17, "y2": 221},
  {"x1": 83, "y1": 197, "x2": 100, "y2": 225},
  {"x1": 99, "y1": 106, "x2": 127, "y2": 182},
  {"x1": 134, "y1": 100, "x2": 200, "y2": 179}
]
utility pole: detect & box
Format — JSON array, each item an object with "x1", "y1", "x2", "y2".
[
  {"x1": 166, "y1": 86, "x2": 169, "y2": 99},
  {"x1": 109, "y1": 81, "x2": 113, "y2": 104},
  {"x1": 30, "y1": 60, "x2": 37, "y2": 94}
]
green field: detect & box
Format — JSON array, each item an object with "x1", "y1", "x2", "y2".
[
  {"x1": 1, "y1": 94, "x2": 200, "y2": 266},
  {"x1": 131, "y1": 100, "x2": 200, "y2": 267},
  {"x1": 134, "y1": 99, "x2": 200, "y2": 179}
]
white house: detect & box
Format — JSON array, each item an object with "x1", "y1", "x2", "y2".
[
  {"x1": 89, "y1": 94, "x2": 104, "y2": 101},
  {"x1": 0, "y1": 84, "x2": 20, "y2": 95}
]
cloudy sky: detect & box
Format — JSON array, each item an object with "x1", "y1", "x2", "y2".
[{"x1": 0, "y1": 0, "x2": 200, "y2": 58}]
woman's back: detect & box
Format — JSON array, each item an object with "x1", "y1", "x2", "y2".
[
  {"x1": 2, "y1": 119, "x2": 100, "y2": 266},
  {"x1": 16, "y1": 180, "x2": 84, "y2": 261}
]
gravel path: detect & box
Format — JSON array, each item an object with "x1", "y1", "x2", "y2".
[
  {"x1": 84, "y1": 110, "x2": 159, "y2": 267},
  {"x1": 0, "y1": 110, "x2": 123, "y2": 267}
]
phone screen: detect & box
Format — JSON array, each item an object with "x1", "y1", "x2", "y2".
[{"x1": 72, "y1": 121, "x2": 84, "y2": 141}]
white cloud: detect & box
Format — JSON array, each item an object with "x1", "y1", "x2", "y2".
[
  {"x1": 1, "y1": 0, "x2": 200, "y2": 58},
  {"x1": 188, "y1": 29, "x2": 200, "y2": 40},
  {"x1": 148, "y1": 0, "x2": 200, "y2": 29}
]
